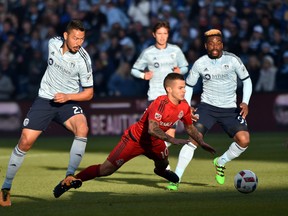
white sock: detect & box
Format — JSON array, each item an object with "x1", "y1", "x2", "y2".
[
  {"x1": 66, "y1": 136, "x2": 87, "y2": 176},
  {"x1": 165, "y1": 141, "x2": 172, "y2": 170},
  {"x1": 175, "y1": 142, "x2": 197, "y2": 182},
  {"x1": 2, "y1": 145, "x2": 26, "y2": 189},
  {"x1": 218, "y1": 142, "x2": 247, "y2": 166}
]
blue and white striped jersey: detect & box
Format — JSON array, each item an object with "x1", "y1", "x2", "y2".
[
  {"x1": 38, "y1": 37, "x2": 93, "y2": 99},
  {"x1": 186, "y1": 51, "x2": 250, "y2": 108},
  {"x1": 132, "y1": 43, "x2": 188, "y2": 101}
]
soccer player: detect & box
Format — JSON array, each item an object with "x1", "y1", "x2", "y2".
[
  {"x1": 0, "y1": 20, "x2": 93, "y2": 206},
  {"x1": 131, "y1": 20, "x2": 189, "y2": 144},
  {"x1": 53, "y1": 73, "x2": 216, "y2": 198},
  {"x1": 167, "y1": 29, "x2": 253, "y2": 190}
]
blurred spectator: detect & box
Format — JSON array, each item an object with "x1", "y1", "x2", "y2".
[
  {"x1": 27, "y1": 49, "x2": 45, "y2": 99},
  {"x1": 276, "y1": 51, "x2": 288, "y2": 91},
  {"x1": 0, "y1": 0, "x2": 287, "y2": 99},
  {"x1": 119, "y1": 36, "x2": 138, "y2": 65},
  {"x1": 128, "y1": 0, "x2": 150, "y2": 27},
  {"x1": 249, "y1": 25, "x2": 264, "y2": 54},
  {"x1": 0, "y1": 65, "x2": 15, "y2": 100},
  {"x1": 255, "y1": 55, "x2": 277, "y2": 92},
  {"x1": 103, "y1": 0, "x2": 130, "y2": 30},
  {"x1": 246, "y1": 55, "x2": 261, "y2": 87},
  {"x1": 84, "y1": 1, "x2": 107, "y2": 43},
  {"x1": 107, "y1": 60, "x2": 141, "y2": 97}
]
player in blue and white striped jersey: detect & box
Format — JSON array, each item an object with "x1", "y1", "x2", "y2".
[
  {"x1": 167, "y1": 29, "x2": 253, "y2": 190},
  {"x1": 131, "y1": 21, "x2": 188, "y2": 149},
  {"x1": 0, "y1": 20, "x2": 93, "y2": 206}
]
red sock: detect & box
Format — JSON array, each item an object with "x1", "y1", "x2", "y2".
[{"x1": 75, "y1": 164, "x2": 100, "y2": 182}]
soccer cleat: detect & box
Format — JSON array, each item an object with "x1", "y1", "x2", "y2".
[
  {"x1": 166, "y1": 182, "x2": 179, "y2": 191},
  {"x1": 154, "y1": 168, "x2": 179, "y2": 183},
  {"x1": 213, "y1": 157, "x2": 226, "y2": 185},
  {"x1": 53, "y1": 175, "x2": 82, "y2": 198},
  {"x1": 0, "y1": 188, "x2": 11, "y2": 207}
]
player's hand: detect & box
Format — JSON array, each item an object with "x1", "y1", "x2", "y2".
[
  {"x1": 170, "y1": 138, "x2": 189, "y2": 145},
  {"x1": 239, "y1": 103, "x2": 249, "y2": 119},
  {"x1": 144, "y1": 71, "x2": 153, "y2": 80},
  {"x1": 199, "y1": 142, "x2": 216, "y2": 155},
  {"x1": 173, "y1": 66, "x2": 181, "y2": 73},
  {"x1": 54, "y1": 93, "x2": 69, "y2": 103},
  {"x1": 191, "y1": 107, "x2": 199, "y2": 122}
]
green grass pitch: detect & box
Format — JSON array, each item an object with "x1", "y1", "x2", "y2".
[{"x1": 0, "y1": 132, "x2": 287, "y2": 216}]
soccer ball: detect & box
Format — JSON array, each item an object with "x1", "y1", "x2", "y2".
[{"x1": 234, "y1": 170, "x2": 258, "y2": 194}]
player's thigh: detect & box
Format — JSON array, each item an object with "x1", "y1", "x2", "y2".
[
  {"x1": 220, "y1": 110, "x2": 249, "y2": 138},
  {"x1": 55, "y1": 103, "x2": 88, "y2": 135},
  {"x1": 23, "y1": 97, "x2": 55, "y2": 131},
  {"x1": 194, "y1": 104, "x2": 217, "y2": 135},
  {"x1": 145, "y1": 140, "x2": 169, "y2": 169},
  {"x1": 107, "y1": 132, "x2": 144, "y2": 168}
]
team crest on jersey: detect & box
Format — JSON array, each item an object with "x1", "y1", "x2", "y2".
[
  {"x1": 178, "y1": 111, "x2": 184, "y2": 119},
  {"x1": 70, "y1": 62, "x2": 75, "y2": 68},
  {"x1": 155, "y1": 112, "x2": 162, "y2": 121},
  {"x1": 223, "y1": 64, "x2": 229, "y2": 70},
  {"x1": 170, "y1": 53, "x2": 176, "y2": 59},
  {"x1": 23, "y1": 118, "x2": 29, "y2": 127}
]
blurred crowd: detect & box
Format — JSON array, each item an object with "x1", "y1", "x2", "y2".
[{"x1": 0, "y1": 0, "x2": 288, "y2": 101}]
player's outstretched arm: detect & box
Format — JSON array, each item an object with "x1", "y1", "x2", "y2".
[
  {"x1": 185, "y1": 124, "x2": 216, "y2": 154},
  {"x1": 148, "y1": 120, "x2": 188, "y2": 145}
]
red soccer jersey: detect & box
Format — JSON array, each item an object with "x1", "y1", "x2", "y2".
[{"x1": 128, "y1": 95, "x2": 192, "y2": 144}]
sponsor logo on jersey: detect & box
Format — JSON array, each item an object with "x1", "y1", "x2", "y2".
[
  {"x1": 154, "y1": 62, "x2": 160, "y2": 68},
  {"x1": 159, "y1": 121, "x2": 173, "y2": 127},
  {"x1": 204, "y1": 74, "x2": 211, "y2": 80}
]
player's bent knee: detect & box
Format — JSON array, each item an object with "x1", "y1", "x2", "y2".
[{"x1": 154, "y1": 160, "x2": 169, "y2": 170}]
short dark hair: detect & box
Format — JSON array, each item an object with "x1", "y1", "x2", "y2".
[
  {"x1": 163, "y1": 73, "x2": 185, "y2": 90},
  {"x1": 152, "y1": 21, "x2": 170, "y2": 33},
  {"x1": 66, "y1": 20, "x2": 85, "y2": 33}
]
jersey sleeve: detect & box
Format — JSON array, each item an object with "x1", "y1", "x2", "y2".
[
  {"x1": 186, "y1": 61, "x2": 200, "y2": 87},
  {"x1": 79, "y1": 51, "x2": 93, "y2": 88},
  {"x1": 233, "y1": 56, "x2": 250, "y2": 80},
  {"x1": 175, "y1": 47, "x2": 188, "y2": 75},
  {"x1": 180, "y1": 103, "x2": 193, "y2": 125},
  {"x1": 131, "y1": 50, "x2": 148, "y2": 79},
  {"x1": 146, "y1": 99, "x2": 162, "y2": 123}
]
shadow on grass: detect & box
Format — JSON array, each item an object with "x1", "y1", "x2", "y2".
[{"x1": 1, "y1": 187, "x2": 287, "y2": 216}]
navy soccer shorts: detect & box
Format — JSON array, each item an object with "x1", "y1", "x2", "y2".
[
  {"x1": 194, "y1": 102, "x2": 249, "y2": 138},
  {"x1": 22, "y1": 97, "x2": 85, "y2": 131}
]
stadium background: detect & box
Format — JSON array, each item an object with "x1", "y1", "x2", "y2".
[{"x1": 0, "y1": 0, "x2": 288, "y2": 136}]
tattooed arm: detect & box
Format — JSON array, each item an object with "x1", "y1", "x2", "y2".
[
  {"x1": 148, "y1": 120, "x2": 188, "y2": 145},
  {"x1": 184, "y1": 124, "x2": 216, "y2": 154}
]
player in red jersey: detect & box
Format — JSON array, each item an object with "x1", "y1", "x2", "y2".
[{"x1": 53, "y1": 73, "x2": 216, "y2": 198}]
